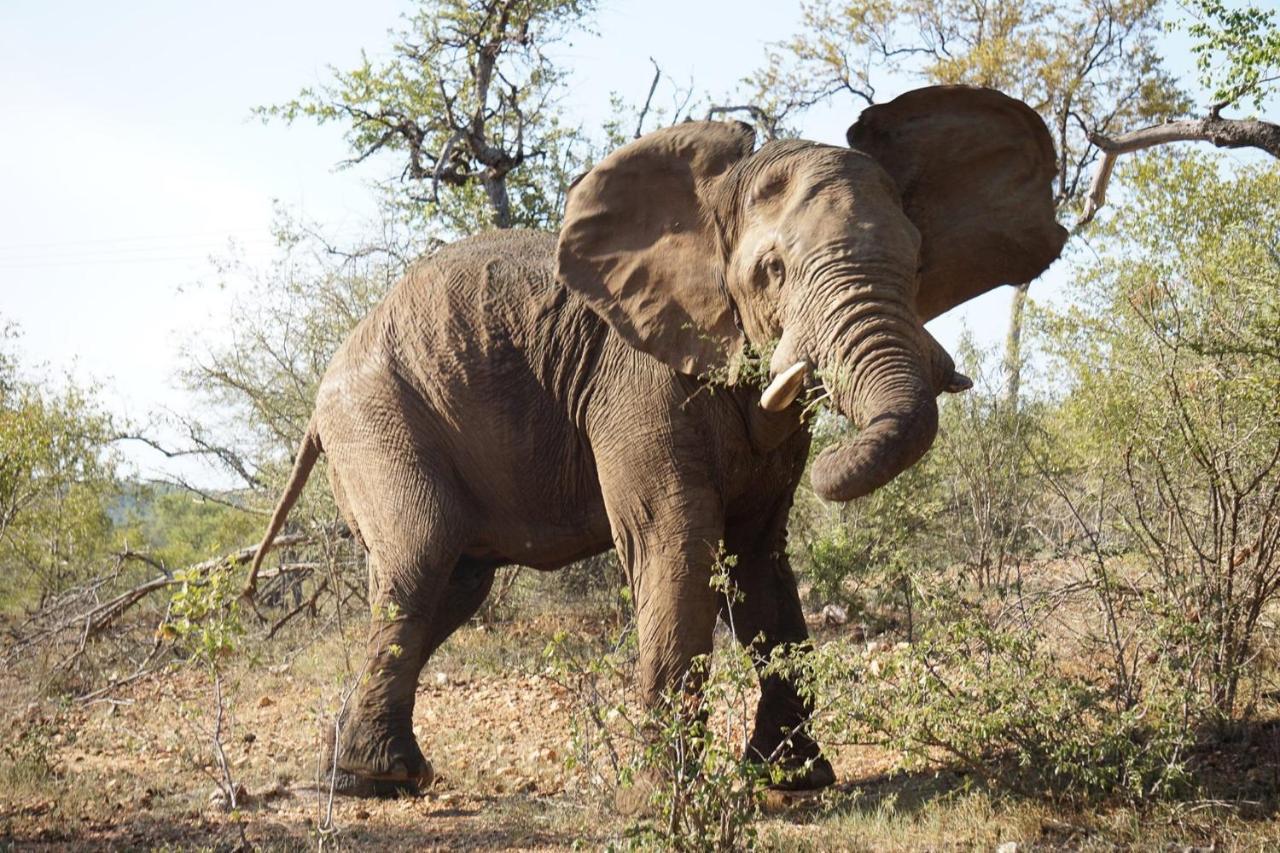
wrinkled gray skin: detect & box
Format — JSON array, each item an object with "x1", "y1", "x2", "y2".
[{"x1": 246, "y1": 86, "x2": 1067, "y2": 799}]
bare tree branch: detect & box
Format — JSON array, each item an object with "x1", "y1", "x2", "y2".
[
  {"x1": 3, "y1": 532, "x2": 333, "y2": 663},
  {"x1": 634, "y1": 58, "x2": 662, "y2": 139},
  {"x1": 115, "y1": 428, "x2": 263, "y2": 491},
  {"x1": 1081, "y1": 115, "x2": 1280, "y2": 224},
  {"x1": 705, "y1": 104, "x2": 781, "y2": 139}
]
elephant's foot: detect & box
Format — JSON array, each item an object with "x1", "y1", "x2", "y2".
[
  {"x1": 329, "y1": 718, "x2": 433, "y2": 798},
  {"x1": 766, "y1": 754, "x2": 835, "y2": 791},
  {"x1": 317, "y1": 766, "x2": 426, "y2": 799},
  {"x1": 747, "y1": 732, "x2": 836, "y2": 792}
]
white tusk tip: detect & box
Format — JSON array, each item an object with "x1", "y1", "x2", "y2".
[{"x1": 760, "y1": 361, "x2": 808, "y2": 412}]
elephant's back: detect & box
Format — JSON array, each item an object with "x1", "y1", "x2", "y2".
[
  {"x1": 378, "y1": 229, "x2": 608, "y2": 381},
  {"x1": 405, "y1": 228, "x2": 560, "y2": 306},
  {"x1": 424, "y1": 228, "x2": 559, "y2": 275}
]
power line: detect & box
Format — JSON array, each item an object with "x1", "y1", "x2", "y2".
[
  {"x1": 0, "y1": 228, "x2": 277, "y2": 251},
  {"x1": 0, "y1": 226, "x2": 370, "y2": 269}
]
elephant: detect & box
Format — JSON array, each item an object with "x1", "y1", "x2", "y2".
[{"x1": 243, "y1": 85, "x2": 1067, "y2": 799}]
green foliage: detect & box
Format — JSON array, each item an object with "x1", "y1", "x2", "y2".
[
  {"x1": 793, "y1": 593, "x2": 1194, "y2": 802},
  {"x1": 636, "y1": 656, "x2": 766, "y2": 853},
  {"x1": 792, "y1": 458, "x2": 937, "y2": 616},
  {"x1": 259, "y1": 0, "x2": 595, "y2": 233},
  {"x1": 0, "y1": 327, "x2": 120, "y2": 607},
  {"x1": 161, "y1": 561, "x2": 249, "y2": 815},
  {"x1": 1181, "y1": 0, "x2": 1280, "y2": 110},
  {"x1": 741, "y1": 0, "x2": 897, "y2": 135},
  {"x1": 165, "y1": 212, "x2": 419, "y2": 653},
  {"x1": 797, "y1": 151, "x2": 1280, "y2": 801},
  {"x1": 544, "y1": 553, "x2": 769, "y2": 851},
  {"x1": 126, "y1": 486, "x2": 260, "y2": 571},
  {"x1": 164, "y1": 563, "x2": 246, "y2": 666},
  {"x1": 1041, "y1": 150, "x2": 1280, "y2": 717},
  {"x1": 697, "y1": 338, "x2": 780, "y2": 396}
]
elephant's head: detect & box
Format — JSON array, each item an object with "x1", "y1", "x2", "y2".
[{"x1": 557, "y1": 85, "x2": 1067, "y2": 501}]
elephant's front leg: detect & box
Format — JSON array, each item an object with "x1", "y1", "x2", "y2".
[
  {"x1": 604, "y1": 478, "x2": 722, "y2": 708},
  {"x1": 593, "y1": 418, "x2": 724, "y2": 811},
  {"x1": 722, "y1": 524, "x2": 836, "y2": 792},
  {"x1": 627, "y1": 530, "x2": 722, "y2": 708},
  {"x1": 610, "y1": 512, "x2": 723, "y2": 814}
]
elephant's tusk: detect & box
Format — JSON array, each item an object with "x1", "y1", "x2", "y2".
[
  {"x1": 945, "y1": 371, "x2": 974, "y2": 393},
  {"x1": 760, "y1": 361, "x2": 808, "y2": 412}
]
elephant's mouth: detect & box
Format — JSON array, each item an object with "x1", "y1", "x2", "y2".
[{"x1": 759, "y1": 319, "x2": 966, "y2": 502}]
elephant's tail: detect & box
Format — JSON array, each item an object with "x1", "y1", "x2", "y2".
[{"x1": 241, "y1": 419, "x2": 322, "y2": 602}]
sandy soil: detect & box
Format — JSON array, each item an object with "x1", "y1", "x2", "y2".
[{"x1": 3, "y1": 612, "x2": 1279, "y2": 851}]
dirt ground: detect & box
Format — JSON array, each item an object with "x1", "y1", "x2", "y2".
[{"x1": 3, "y1": 611, "x2": 1280, "y2": 851}]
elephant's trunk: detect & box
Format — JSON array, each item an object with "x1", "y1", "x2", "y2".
[{"x1": 808, "y1": 301, "x2": 939, "y2": 502}]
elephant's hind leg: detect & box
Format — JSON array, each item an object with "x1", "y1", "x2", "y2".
[
  {"x1": 422, "y1": 557, "x2": 498, "y2": 658},
  {"x1": 325, "y1": 444, "x2": 470, "y2": 797},
  {"x1": 324, "y1": 557, "x2": 495, "y2": 799}
]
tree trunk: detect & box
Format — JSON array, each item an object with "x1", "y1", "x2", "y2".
[
  {"x1": 1003, "y1": 282, "x2": 1029, "y2": 410},
  {"x1": 484, "y1": 174, "x2": 512, "y2": 229}
]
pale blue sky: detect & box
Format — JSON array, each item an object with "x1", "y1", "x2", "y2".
[{"x1": 0, "y1": 0, "x2": 1245, "y2": 485}]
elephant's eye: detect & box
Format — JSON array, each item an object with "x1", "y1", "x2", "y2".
[{"x1": 763, "y1": 254, "x2": 785, "y2": 282}]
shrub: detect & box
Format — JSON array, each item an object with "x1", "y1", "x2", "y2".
[
  {"x1": 1041, "y1": 151, "x2": 1280, "y2": 720},
  {"x1": 790, "y1": 585, "x2": 1194, "y2": 802},
  {"x1": 544, "y1": 553, "x2": 771, "y2": 852},
  {"x1": 0, "y1": 328, "x2": 120, "y2": 609}
]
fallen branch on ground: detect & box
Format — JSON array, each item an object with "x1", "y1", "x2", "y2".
[{"x1": 3, "y1": 531, "x2": 336, "y2": 664}]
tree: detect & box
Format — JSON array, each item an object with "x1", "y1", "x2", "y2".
[
  {"x1": 261, "y1": 0, "x2": 596, "y2": 233},
  {"x1": 745, "y1": 0, "x2": 1185, "y2": 186},
  {"x1": 128, "y1": 486, "x2": 262, "y2": 573},
  {"x1": 0, "y1": 327, "x2": 120, "y2": 606},
  {"x1": 1082, "y1": 0, "x2": 1280, "y2": 222},
  {"x1": 1042, "y1": 151, "x2": 1280, "y2": 716},
  {"x1": 1187, "y1": 0, "x2": 1280, "y2": 113},
  {"x1": 181, "y1": 211, "x2": 419, "y2": 504}
]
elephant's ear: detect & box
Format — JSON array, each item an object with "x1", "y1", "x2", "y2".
[
  {"x1": 557, "y1": 121, "x2": 755, "y2": 375},
  {"x1": 847, "y1": 85, "x2": 1068, "y2": 321}
]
